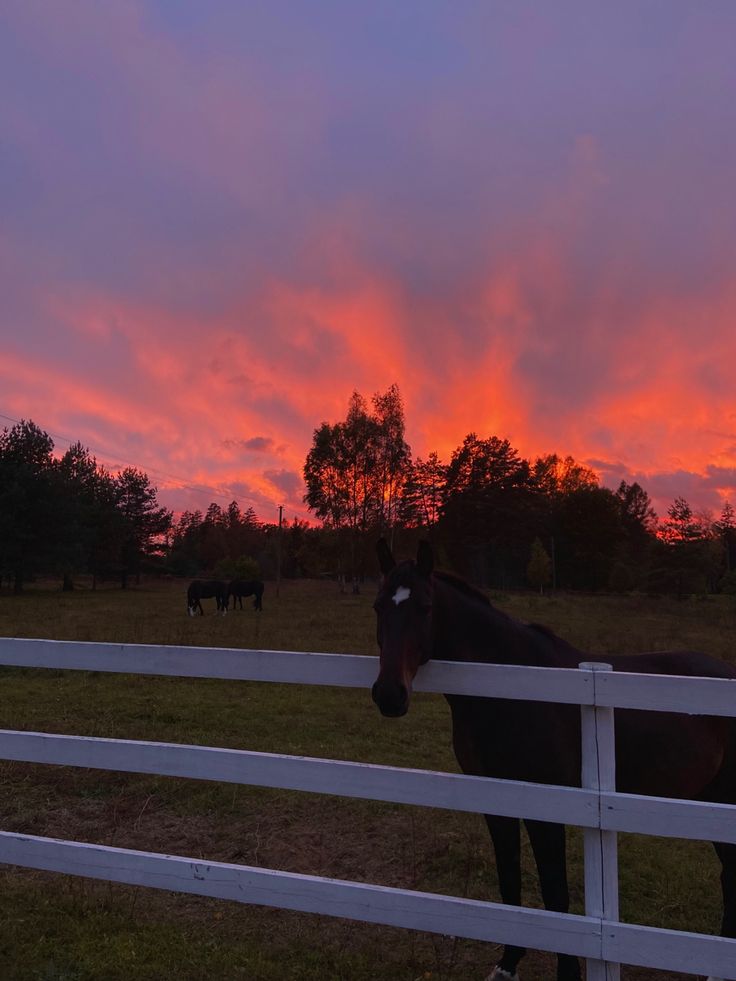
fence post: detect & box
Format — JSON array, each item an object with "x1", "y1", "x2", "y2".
[{"x1": 579, "y1": 661, "x2": 620, "y2": 981}]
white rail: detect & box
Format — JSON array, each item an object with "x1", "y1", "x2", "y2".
[{"x1": 1, "y1": 637, "x2": 735, "y2": 979}]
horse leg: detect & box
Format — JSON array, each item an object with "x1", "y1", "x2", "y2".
[
  {"x1": 524, "y1": 819, "x2": 581, "y2": 981},
  {"x1": 484, "y1": 815, "x2": 526, "y2": 980},
  {"x1": 709, "y1": 841, "x2": 736, "y2": 981}
]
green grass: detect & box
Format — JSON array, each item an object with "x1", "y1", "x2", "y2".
[{"x1": 0, "y1": 579, "x2": 734, "y2": 980}]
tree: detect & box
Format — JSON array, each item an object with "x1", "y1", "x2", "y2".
[
  {"x1": 55, "y1": 441, "x2": 100, "y2": 590},
  {"x1": 653, "y1": 497, "x2": 720, "y2": 597},
  {"x1": 612, "y1": 480, "x2": 658, "y2": 586},
  {"x1": 87, "y1": 466, "x2": 125, "y2": 588},
  {"x1": 715, "y1": 501, "x2": 736, "y2": 572},
  {"x1": 660, "y1": 497, "x2": 702, "y2": 543},
  {"x1": 440, "y1": 434, "x2": 537, "y2": 587},
  {"x1": 115, "y1": 467, "x2": 172, "y2": 587},
  {"x1": 0, "y1": 420, "x2": 57, "y2": 591},
  {"x1": 532, "y1": 454, "x2": 598, "y2": 496},
  {"x1": 303, "y1": 387, "x2": 411, "y2": 587},
  {"x1": 399, "y1": 452, "x2": 446, "y2": 529},
  {"x1": 553, "y1": 486, "x2": 623, "y2": 590},
  {"x1": 371, "y1": 383, "x2": 411, "y2": 538},
  {"x1": 527, "y1": 538, "x2": 552, "y2": 594}
]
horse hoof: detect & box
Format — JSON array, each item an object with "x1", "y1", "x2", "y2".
[{"x1": 487, "y1": 968, "x2": 519, "y2": 981}]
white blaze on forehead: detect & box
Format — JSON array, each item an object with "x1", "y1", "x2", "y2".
[{"x1": 392, "y1": 586, "x2": 411, "y2": 606}]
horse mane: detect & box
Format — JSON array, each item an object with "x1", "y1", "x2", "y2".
[
  {"x1": 433, "y1": 570, "x2": 492, "y2": 607},
  {"x1": 433, "y1": 570, "x2": 569, "y2": 649}
]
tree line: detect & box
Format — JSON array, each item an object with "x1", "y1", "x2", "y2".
[
  {"x1": 302, "y1": 386, "x2": 736, "y2": 597},
  {"x1": 2, "y1": 400, "x2": 735, "y2": 597},
  {"x1": 0, "y1": 420, "x2": 172, "y2": 592}
]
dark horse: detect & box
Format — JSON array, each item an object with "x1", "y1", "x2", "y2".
[
  {"x1": 227, "y1": 579, "x2": 264, "y2": 612},
  {"x1": 371, "y1": 540, "x2": 736, "y2": 981},
  {"x1": 187, "y1": 579, "x2": 228, "y2": 616}
]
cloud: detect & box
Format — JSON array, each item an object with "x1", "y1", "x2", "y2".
[
  {"x1": 223, "y1": 436, "x2": 276, "y2": 453},
  {"x1": 1, "y1": 3, "x2": 736, "y2": 521},
  {"x1": 263, "y1": 469, "x2": 304, "y2": 499}
]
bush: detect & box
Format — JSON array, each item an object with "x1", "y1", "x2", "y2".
[
  {"x1": 213, "y1": 554, "x2": 261, "y2": 581},
  {"x1": 719, "y1": 569, "x2": 736, "y2": 595}
]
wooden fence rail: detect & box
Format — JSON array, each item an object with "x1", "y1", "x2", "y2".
[{"x1": 1, "y1": 637, "x2": 736, "y2": 979}]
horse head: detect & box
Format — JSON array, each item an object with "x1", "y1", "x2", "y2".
[{"x1": 371, "y1": 539, "x2": 435, "y2": 718}]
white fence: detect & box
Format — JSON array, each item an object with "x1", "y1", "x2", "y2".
[{"x1": 1, "y1": 637, "x2": 736, "y2": 980}]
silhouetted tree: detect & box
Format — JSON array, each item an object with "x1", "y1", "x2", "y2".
[
  {"x1": 532, "y1": 454, "x2": 598, "y2": 496},
  {"x1": 55, "y1": 442, "x2": 100, "y2": 590},
  {"x1": 0, "y1": 420, "x2": 56, "y2": 591},
  {"x1": 715, "y1": 501, "x2": 736, "y2": 573},
  {"x1": 372, "y1": 383, "x2": 411, "y2": 539},
  {"x1": 553, "y1": 486, "x2": 623, "y2": 590},
  {"x1": 440, "y1": 434, "x2": 537, "y2": 586},
  {"x1": 613, "y1": 480, "x2": 658, "y2": 586},
  {"x1": 303, "y1": 387, "x2": 411, "y2": 587},
  {"x1": 115, "y1": 467, "x2": 172, "y2": 587}
]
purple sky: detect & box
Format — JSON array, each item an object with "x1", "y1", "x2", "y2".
[{"x1": 1, "y1": 1, "x2": 735, "y2": 522}]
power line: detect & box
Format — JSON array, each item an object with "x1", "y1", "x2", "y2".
[{"x1": 0, "y1": 410, "x2": 283, "y2": 514}]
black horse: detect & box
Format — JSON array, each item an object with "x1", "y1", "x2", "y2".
[
  {"x1": 187, "y1": 579, "x2": 228, "y2": 616},
  {"x1": 371, "y1": 539, "x2": 736, "y2": 981},
  {"x1": 228, "y1": 579, "x2": 264, "y2": 611}
]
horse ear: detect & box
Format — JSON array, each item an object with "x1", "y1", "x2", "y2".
[
  {"x1": 416, "y1": 540, "x2": 434, "y2": 578},
  {"x1": 376, "y1": 538, "x2": 396, "y2": 576}
]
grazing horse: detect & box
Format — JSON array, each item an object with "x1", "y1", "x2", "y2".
[
  {"x1": 187, "y1": 579, "x2": 228, "y2": 616},
  {"x1": 228, "y1": 579, "x2": 264, "y2": 612},
  {"x1": 371, "y1": 539, "x2": 736, "y2": 981}
]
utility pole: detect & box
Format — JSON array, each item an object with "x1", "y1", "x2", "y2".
[{"x1": 276, "y1": 505, "x2": 283, "y2": 598}]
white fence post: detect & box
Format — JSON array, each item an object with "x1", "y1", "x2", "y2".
[{"x1": 580, "y1": 661, "x2": 620, "y2": 981}]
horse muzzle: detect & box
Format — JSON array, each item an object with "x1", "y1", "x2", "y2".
[{"x1": 371, "y1": 678, "x2": 410, "y2": 718}]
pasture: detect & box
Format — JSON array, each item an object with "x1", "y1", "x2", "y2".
[{"x1": 0, "y1": 579, "x2": 735, "y2": 981}]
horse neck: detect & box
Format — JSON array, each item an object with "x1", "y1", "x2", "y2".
[{"x1": 432, "y1": 576, "x2": 549, "y2": 666}]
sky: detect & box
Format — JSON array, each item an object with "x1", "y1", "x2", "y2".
[{"x1": 2, "y1": 1, "x2": 735, "y2": 524}]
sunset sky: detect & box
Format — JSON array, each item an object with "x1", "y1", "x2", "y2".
[{"x1": 2, "y1": 2, "x2": 735, "y2": 523}]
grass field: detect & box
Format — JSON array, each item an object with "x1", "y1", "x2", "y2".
[{"x1": 0, "y1": 578, "x2": 735, "y2": 981}]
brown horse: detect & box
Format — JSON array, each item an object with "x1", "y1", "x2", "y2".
[
  {"x1": 186, "y1": 579, "x2": 228, "y2": 616},
  {"x1": 371, "y1": 539, "x2": 736, "y2": 981},
  {"x1": 227, "y1": 579, "x2": 264, "y2": 611}
]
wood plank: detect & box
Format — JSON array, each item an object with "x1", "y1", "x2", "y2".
[
  {"x1": 604, "y1": 919, "x2": 736, "y2": 980},
  {"x1": 0, "y1": 638, "x2": 375, "y2": 686},
  {"x1": 0, "y1": 831, "x2": 602, "y2": 959},
  {"x1": 2, "y1": 729, "x2": 736, "y2": 843},
  {"x1": 3, "y1": 637, "x2": 736, "y2": 716},
  {"x1": 0, "y1": 638, "x2": 596, "y2": 703},
  {"x1": 596, "y1": 670, "x2": 736, "y2": 717},
  {"x1": 600, "y1": 791, "x2": 736, "y2": 844},
  {"x1": 0, "y1": 729, "x2": 599, "y2": 826}
]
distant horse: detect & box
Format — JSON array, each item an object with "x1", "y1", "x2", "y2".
[
  {"x1": 187, "y1": 579, "x2": 228, "y2": 616},
  {"x1": 228, "y1": 579, "x2": 264, "y2": 611},
  {"x1": 371, "y1": 539, "x2": 736, "y2": 981}
]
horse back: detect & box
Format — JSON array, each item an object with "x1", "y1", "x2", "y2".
[{"x1": 447, "y1": 645, "x2": 736, "y2": 802}]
